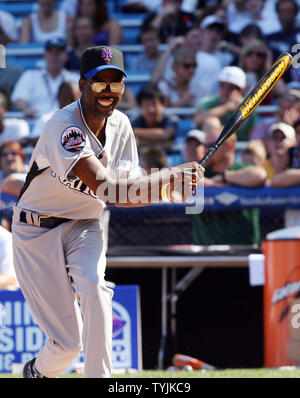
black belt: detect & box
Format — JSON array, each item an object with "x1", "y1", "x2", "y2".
[{"x1": 19, "y1": 210, "x2": 70, "y2": 229}]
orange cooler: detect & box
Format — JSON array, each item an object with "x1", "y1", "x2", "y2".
[{"x1": 262, "y1": 227, "x2": 300, "y2": 367}]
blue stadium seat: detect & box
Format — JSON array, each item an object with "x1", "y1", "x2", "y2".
[
  {"x1": 126, "y1": 72, "x2": 151, "y2": 95},
  {"x1": 0, "y1": 2, "x2": 38, "y2": 16},
  {"x1": 6, "y1": 43, "x2": 45, "y2": 69},
  {"x1": 122, "y1": 27, "x2": 141, "y2": 45},
  {"x1": 176, "y1": 118, "x2": 196, "y2": 136}
]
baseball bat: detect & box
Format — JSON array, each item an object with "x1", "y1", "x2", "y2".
[{"x1": 198, "y1": 52, "x2": 293, "y2": 167}]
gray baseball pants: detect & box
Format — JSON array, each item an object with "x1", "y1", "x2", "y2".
[{"x1": 12, "y1": 206, "x2": 113, "y2": 378}]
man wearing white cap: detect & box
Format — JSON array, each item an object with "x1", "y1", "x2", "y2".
[
  {"x1": 194, "y1": 66, "x2": 258, "y2": 141},
  {"x1": 268, "y1": 121, "x2": 297, "y2": 183},
  {"x1": 184, "y1": 129, "x2": 206, "y2": 163},
  {"x1": 269, "y1": 119, "x2": 300, "y2": 227}
]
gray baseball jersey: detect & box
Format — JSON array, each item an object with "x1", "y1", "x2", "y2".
[
  {"x1": 12, "y1": 100, "x2": 140, "y2": 377},
  {"x1": 18, "y1": 100, "x2": 139, "y2": 218}
]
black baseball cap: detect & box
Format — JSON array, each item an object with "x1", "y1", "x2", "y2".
[
  {"x1": 45, "y1": 37, "x2": 67, "y2": 50},
  {"x1": 80, "y1": 46, "x2": 127, "y2": 79}
]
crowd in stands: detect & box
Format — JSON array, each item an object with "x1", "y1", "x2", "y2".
[{"x1": 1, "y1": 0, "x2": 300, "y2": 287}]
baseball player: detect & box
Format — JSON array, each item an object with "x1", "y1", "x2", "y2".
[{"x1": 12, "y1": 45, "x2": 203, "y2": 378}]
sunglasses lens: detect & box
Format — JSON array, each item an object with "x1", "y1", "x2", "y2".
[
  {"x1": 91, "y1": 82, "x2": 106, "y2": 93},
  {"x1": 247, "y1": 51, "x2": 265, "y2": 57},
  {"x1": 109, "y1": 82, "x2": 124, "y2": 93},
  {"x1": 183, "y1": 64, "x2": 197, "y2": 69},
  {"x1": 91, "y1": 82, "x2": 123, "y2": 93}
]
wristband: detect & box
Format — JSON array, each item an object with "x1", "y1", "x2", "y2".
[
  {"x1": 221, "y1": 170, "x2": 227, "y2": 183},
  {"x1": 161, "y1": 183, "x2": 170, "y2": 202}
]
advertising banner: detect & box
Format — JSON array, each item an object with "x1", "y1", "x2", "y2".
[{"x1": 0, "y1": 285, "x2": 142, "y2": 373}]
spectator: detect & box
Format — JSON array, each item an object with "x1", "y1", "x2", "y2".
[
  {"x1": 140, "y1": 145, "x2": 167, "y2": 174},
  {"x1": 151, "y1": 28, "x2": 222, "y2": 96},
  {"x1": 0, "y1": 91, "x2": 30, "y2": 147},
  {"x1": 11, "y1": 38, "x2": 79, "y2": 119},
  {"x1": 222, "y1": 24, "x2": 265, "y2": 63},
  {"x1": 250, "y1": 87, "x2": 300, "y2": 145},
  {"x1": 184, "y1": 129, "x2": 206, "y2": 162},
  {"x1": 228, "y1": 0, "x2": 281, "y2": 36},
  {"x1": 239, "y1": 39, "x2": 286, "y2": 98},
  {"x1": 76, "y1": 0, "x2": 123, "y2": 45},
  {"x1": 239, "y1": 24, "x2": 265, "y2": 47},
  {"x1": 0, "y1": 9, "x2": 18, "y2": 45},
  {"x1": 0, "y1": 226, "x2": 17, "y2": 288},
  {"x1": 20, "y1": 0, "x2": 72, "y2": 44},
  {"x1": 144, "y1": 0, "x2": 195, "y2": 43},
  {"x1": 28, "y1": 81, "x2": 81, "y2": 146},
  {"x1": 268, "y1": 120, "x2": 300, "y2": 227},
  {"x1": 198, "y1": 14, "x2": 234, "y2": 68},
  {"x1": 131, "y1": 83, "x2": 179, "y2": 149},
  {"x1": 226, "y1": 0, "x2": 249, "y2": 34},
  {"x1": 266, "y1": 0, "x2": 300, "y2": 84},
  {"x1": 287, "y1": 119, "x2": 300, "y2": 169},
  {"x1": 157, "y1": 46, "x2": 208, "y2": 107},
  {"x1": 194, "y1": 66, "x2": 257, "y2": 141},
  {"x1": 130, "y1": 27, "x2": 163, "y2": 73},
  {"x1": 0, "y1": 141, "x2": 27, "y2": 230},
  {"x1": 65, "y1": 16, "x2": 95, "y2": 72},
  {"x1": 267, "y1": 0, "x2": 300, "y2": 59},
  {"x1": 0, "y1": 141, "x2": 27, "y2": 185},
  {"x1": 192, "y1": 130, "x2": 267, "y2": 245},
  {"x1": 266, "y1": 121, "x2": 296, "y2": 181},
  {"x1": 118, "y1": 88, "x2": 138, "y2": 112},
  {"x1": 200, "y1": 115, "x2": 222, "y2": 134},
  {"x1": 241, "y1": 139, "x2": 268, "y2": 168}
]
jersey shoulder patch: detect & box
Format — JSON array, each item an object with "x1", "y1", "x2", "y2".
[{"x1": 60, "y1": 126, "x2": 86, "y2": 153}]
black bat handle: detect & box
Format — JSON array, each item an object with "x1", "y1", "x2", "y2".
[{"x1": 198, "y1": 144, "x2": 219, "y2": 167}]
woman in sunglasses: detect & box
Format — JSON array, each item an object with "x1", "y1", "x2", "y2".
[
  {"x1": 239, "y1": 39, "x2": 286, "y2": 100},
  {"x1": 157, "y1": 46, "x2": 209, "y2": 107}
]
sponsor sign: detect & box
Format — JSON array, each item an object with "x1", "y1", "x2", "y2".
[{"x1": 0, "y1": 286, "x2": 142, "y2": 373}]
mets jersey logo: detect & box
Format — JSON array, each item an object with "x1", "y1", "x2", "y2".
[
  {"x1": 101, "y1": 47, "x2": 112, "y2": 62},
  {"x1": 61, "y1": 126, "x2": 86, "y2": 153}
]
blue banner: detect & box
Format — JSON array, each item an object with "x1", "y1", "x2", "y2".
[
  {"x1": 200, "y1": 186, "x2": 300, "y2": 211},
  {"x1": 3, "y1": 187, "x2": 300, "y2": 221},
  {"x1": 0, "y1": 286, "x2": 142, "y2": 373}
]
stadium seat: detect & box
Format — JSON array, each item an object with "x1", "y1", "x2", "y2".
[
  {"x1": 0, "y1": 2, "x2": 38, "y2": 16},
  {"x1": 176, "y1": 118, "x2": 196, "y2": 136},
  {"x1": 126, "y1": 72, "x2": 151, "y2": 95}
]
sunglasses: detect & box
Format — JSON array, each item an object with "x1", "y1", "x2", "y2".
[
  {"x1": 203, "y1": 142, "x2": 215, "y2": 148},
  {"x1": 246, "y1": 51, "x2": 266, "y2": 58},
  {"x1": 85, "y1": 79, "x2": 124, "y2": 94},
  {"x1": 271, "y1": 135, "x2": 285, "y2": 141},
  {"x1": 179, "y1": 63, "x2": 197, "y2": 69},
  {"x1": 1, "y1": 151, "x2": 18, "y2": 157}
]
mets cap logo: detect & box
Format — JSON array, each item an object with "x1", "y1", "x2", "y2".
[
  {"x1": 101, "y1": 47, "x2": 113, "y2": 62},
  {"x1": 61, "y1": 126, "x2": 86, "y2": 153}
]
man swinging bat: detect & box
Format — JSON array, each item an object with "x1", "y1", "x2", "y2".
[{"x1": 12, "y1": 46, "x2": 203, "y2": 378}]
